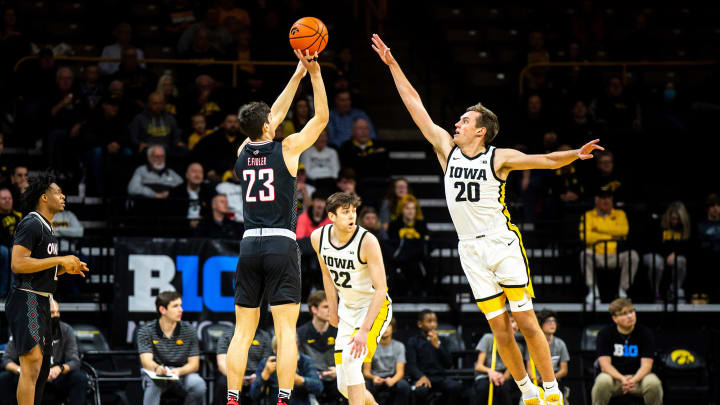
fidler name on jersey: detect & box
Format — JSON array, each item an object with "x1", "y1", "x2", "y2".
[
  {"x1": 247, "y1": 157, "x2": 267, "y2": 167},
  {"x1": 447, "y1": 166, "x2": 487, "y2": 181},
  {"x1": 322, "y1": 254, "x2": 356, "y2": 270}
]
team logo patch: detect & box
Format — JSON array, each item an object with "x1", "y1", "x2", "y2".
[
  {"x1": 671, "y1": 349, "x2": 695, "y2": 365},
  {"x1": 152, "y1": 340, "x2": 159, "y2": 344},
  {"x1": 328, "y1": 337, "x2": 335, "y2": 345},
  {"x1": 176, "y1": 339, "x2": 184, "y2": 345},
  {"x1": 252, "y1": 339, "x2": 260, "y2": 346},
  {"x1": 253, "y1": 150, "x2": 259, "y2": 155},
  {"x1": 307, "y1": 339, "x2": 316, "y2": 343}
]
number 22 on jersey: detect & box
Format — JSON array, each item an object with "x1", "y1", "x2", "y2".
[{"x1": 243, "y1": 168, "x2": 275, "y2": 202}]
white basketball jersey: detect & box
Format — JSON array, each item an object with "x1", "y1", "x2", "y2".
[
  {"x1": 444, "y1": 145, "x2": 512, "y2": 238},
  {"x1": 319, "y1": 224, "x2": 374, "y2": 310}
]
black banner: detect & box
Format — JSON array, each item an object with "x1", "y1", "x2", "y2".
[{"x1": 113, "y1": 237, "x2": 241, "y2": 344}]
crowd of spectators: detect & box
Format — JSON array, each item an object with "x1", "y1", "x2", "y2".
[{"x1": 0, "y1": 1, "x2": 717, "y2": 308}]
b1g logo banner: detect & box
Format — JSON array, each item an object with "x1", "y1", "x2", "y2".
[{"x1": 114, "y1": 237, "x2": 241, "y2": 316}]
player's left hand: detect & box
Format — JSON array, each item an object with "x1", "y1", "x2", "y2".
[
  {"x1": 349, "y1": 330, "x2": 368, "y2": 359},
  {"x1": 577, "y1": 139, "x2": 605, "y2": 160},
  {"x1": 65, "y1": 261, "x2": 90, "y2": 278},
  {"x1": 294, "y1": 49, "x2": 320, "y2": 74}
]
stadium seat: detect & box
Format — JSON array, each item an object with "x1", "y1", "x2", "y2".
[
  {"x1": 656, "y1": 347, "x2": 710, "y2": 403},
  {"x1": 72, "y1": 324, "x2": 135, "y2": 405}
]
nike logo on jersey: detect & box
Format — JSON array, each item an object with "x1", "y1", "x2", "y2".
[
  {"x1": 518, "y1": 301, "x2": 527, "y2": 308},
  {"x1": 508, "y1": 240, "x2": 515, "y2": 246},
  {"x1": 447, "y1": 166, "x2": 487, "y2": 181},
  {"x1": 348, "y1": 251, "x2": 354, "y2": 255},
  {"x1": 452, "y1": 157, "x2": 460, "y2": 160},
  {"x1": 323, "y1": 247, "x2": 330, "y2": 250}
]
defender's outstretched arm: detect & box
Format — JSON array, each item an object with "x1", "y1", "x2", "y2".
[{"x1": 371, "y1": 34, "x2": 453, "y2": 165}]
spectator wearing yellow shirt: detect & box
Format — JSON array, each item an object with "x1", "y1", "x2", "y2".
[
  {"x1": 188, "y1": 114, "x2": 214, "y2": 150},
  {"x1": 580, "y1": 189, "x2": 638, "y2": 305}
]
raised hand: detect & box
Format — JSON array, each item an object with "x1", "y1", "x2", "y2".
[
  {"x1": 371, "y1": 34, "x2": 396, "y2": 66},
  {"x1": 577, "y1": 139, "x2": 605, "y2": 160},
  {"x1": 293, "y1": 49, "x2": 320, "y2": 75}
]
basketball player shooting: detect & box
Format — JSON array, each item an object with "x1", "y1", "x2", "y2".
[
  {"x1": 372, "y1": 34, "x2": 603, "y2": 405},
  {"x1": 224, "y1": 49, "x2": 328, "y2": 405}
]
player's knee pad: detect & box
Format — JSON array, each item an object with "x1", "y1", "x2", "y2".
[
  {"x1": 341, "y1": 348, "x2": 366, "y2": 387},
  {"x1": 508, "y1": 295, "x2": 533, "y2": 312}
]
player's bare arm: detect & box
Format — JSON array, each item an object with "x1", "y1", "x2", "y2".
[
  {"x1": 311, "y1": 228, "x2": 339, "y2": 327},
  {"x1": 282, "y1": 50, "x2": 329, "y2": 172},
  {"x1": 349, "y1": 233, "x2": 388, "y2": 358},
  {"x1": 236, "y1": 50, "x2": 313, "y2": 158},
  {"x1": 269, "y1": 61, "x2": 307, "y2": 133},
  {"x1": 11, "y1": 245, "x2": 88, "y2": 277},
  {"x1": 494, "y1": 139, "x2": 604, "y2": 180},
  {"x1": 371, "y1": 34, "x2": 454, "y2": 170}
]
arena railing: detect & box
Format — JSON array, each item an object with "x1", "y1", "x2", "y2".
[
  {"x1": 518, "y1": 60, "x2": 720, "y2": 98},
  {"x1": 13, "y1": 55, "x2": 338, "y2": 87}
]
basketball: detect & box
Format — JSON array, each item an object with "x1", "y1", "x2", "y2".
[{"x1": 289, "y1": 17, "x2": 329, "y2": 55}]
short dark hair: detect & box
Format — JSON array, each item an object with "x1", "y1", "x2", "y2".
[
  {"x1": 537, "y1": 309, "x2": 558, "y2": 325},
  {"x1": 337, "y1": 167, "x2": 356, "y2": 181},
  {"x1": 20, "y1": 172, "x2": 55, "y2": 214},
  {"x1": 155, "y1": 291, "x2": 181, "y2": 314},
  {"x1": 326, "y1": 192, "x2": 361, "y2": 214},
  {"x1": 417, "y1": 309, "x2": 434, "y2": 322},
  {"x1": 238, "y1": 101, "x2": 271, "y2": 140},
  {"x1": 466, "y1": 103, "x2": 500, "y2": 144},
  {"x1": 310, "y1": 191, "x2": 328, "y2": 201},
  {"x1": 307, "y1": 291, "x2": 327, "y2": 308},
  {"x1": 389, "y1": 317, "x2": 397, "y2": 330}
]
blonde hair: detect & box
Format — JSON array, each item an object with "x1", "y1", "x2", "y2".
[
  {"x1": 156, "y1": 73, "x2": 178, "y2": 98},
  {"x1": 395, "y1": 194, "x2": 423, "y2": 221},
  {"x1": 466, "y1": 103, "x2": 499, "y2": 144},
  {"x1": 661, "y1": 201, "x2": 691, "y2": 240}
]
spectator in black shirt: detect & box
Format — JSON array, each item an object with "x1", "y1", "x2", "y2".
[
  {"x1": 193, "y1": 113, "x2": 244, "y2": 182},
  {"x1": 406, "y1": 310, "x2": 465, "y2": 404},
  {"x1": 587, "y1": 151, "x2": 626, "y2": 206},
  {"x1": 137, "y1": 291, "x2": 207, "y2": 405},
  {"x1": 0, "y1": 299, "x2": 87, "y2": 405},
  {"x1": 564, "y1": 99, "x2": 604, "y2": 147},
  {"x1": 0, "y1": 187, "x2": 20, "y2": 296},
  {"x1": 296, "y1": 291, "x2": 339, "y2": 405},
  {"x1": 168, "y1": 162, "x2": 213, "y2": 229},
  {"x1": 84, "y1": 96, "x2": 133, "y2": 196},
  {"x1": 109, "y1": 47, "x2": 157, "y2": 113},
  {"x1": 387, "y1": 195, "x2": 429, "y2": 297},
  {"x1": 129, "y1": 92, "x2": 185, "y2": 154},
  {"x1": 592, "y1": 298, "x2": 662, "y2": 405},
  {"x1": 338, "y1": 118, "x2": 388, "y2": 182},
  {"x1": 8, "y1": 166, "x2": 28, "y2": 203},
  {"x1": 195, "y1": 193, "x2": 244, "y2": 238}
]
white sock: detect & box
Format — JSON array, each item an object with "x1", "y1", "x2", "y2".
[
  {"x1": 543, "y1": 380, "x2": 559, "y2": 392},
  {"x1": 515, "y1": 375, "x2": 537, "y2": 398},
  {"x1": 227, "y1": 389, "x2": 240, "y2": 401}
]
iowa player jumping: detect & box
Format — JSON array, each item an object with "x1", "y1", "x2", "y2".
[
  {"x1": 311, "y1": 192, "x2": 391, "y2": 405},
  {"x1": 372, "y1": 34, "x2": 603, "y2": 405},
  {"x1": 225, "y1": 49, "x2": 328, "y2": 405},
  {"x1": 7, "y1": 173, "x2": 88, "y2": 405}
]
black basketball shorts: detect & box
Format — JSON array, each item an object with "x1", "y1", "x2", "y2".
[
  {"x1": 5, "y1": 288, "x2": 53, "y2": 356},
  {"x1": 234, "y1": 236, "x2": 301, "y2": 307}
]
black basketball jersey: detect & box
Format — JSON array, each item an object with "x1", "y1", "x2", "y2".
[
  {"x1": 235, "y1": 140, "x2": 297, "y2": 232},
  {"x1": 12, "y1": 212, "x2": 59, "y2": 294}
]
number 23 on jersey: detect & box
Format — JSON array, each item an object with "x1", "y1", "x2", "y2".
[{"x1": 243, "y1": 168, "x2": 275, "y2": 202}]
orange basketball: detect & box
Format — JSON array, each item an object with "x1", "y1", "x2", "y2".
[{"x1": 289, "y1": 17, "x2": 328, "y2": 55}]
